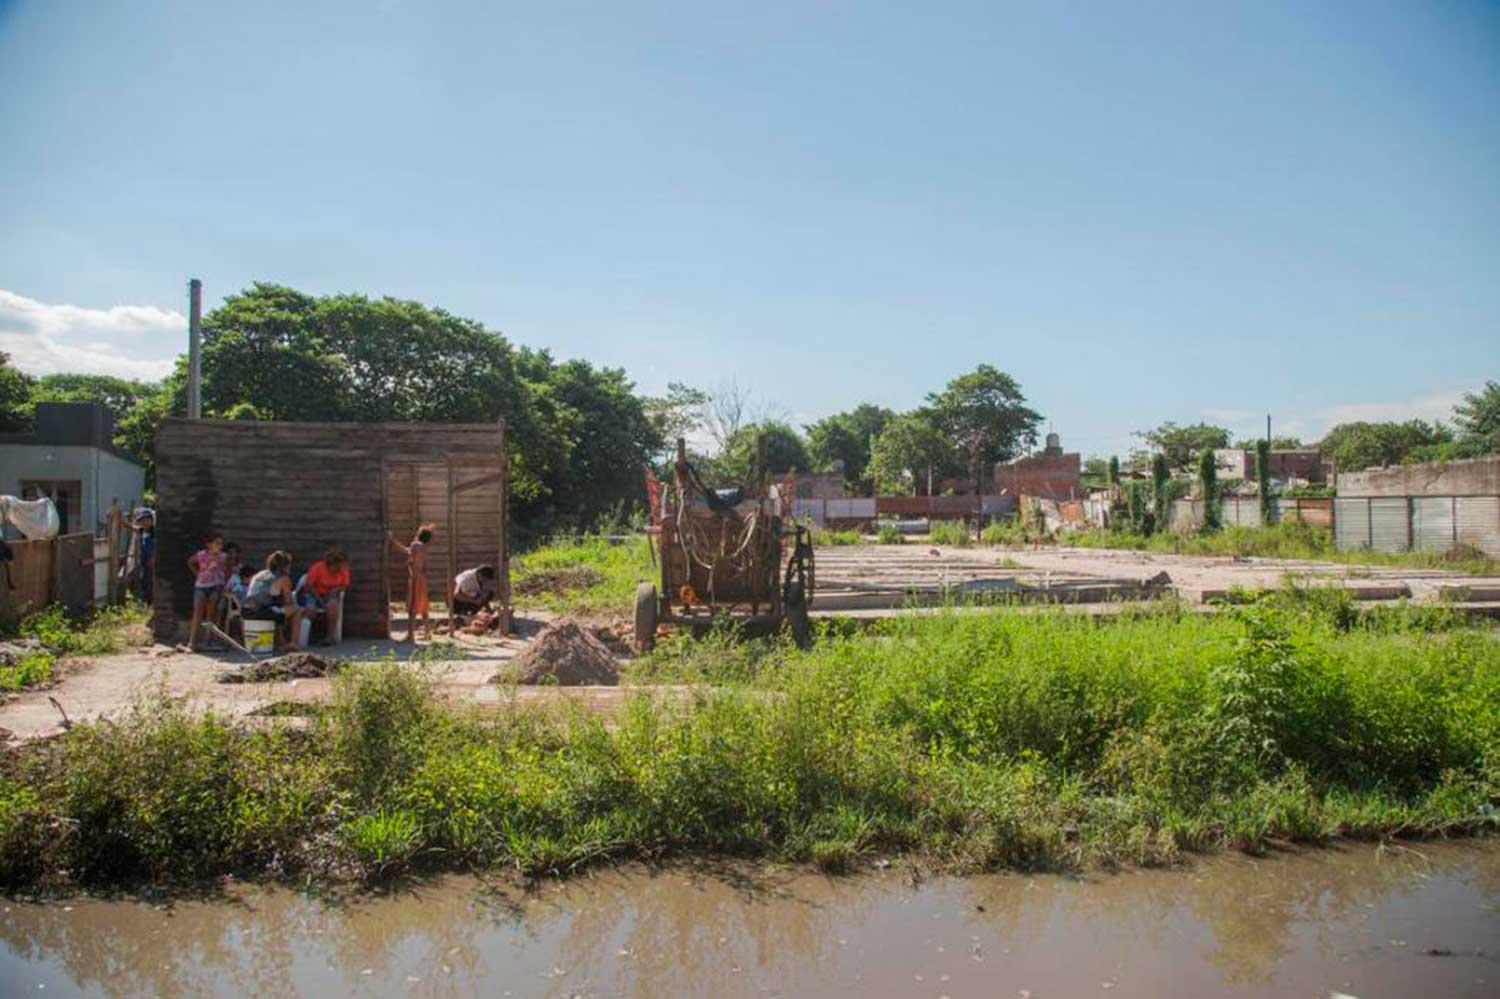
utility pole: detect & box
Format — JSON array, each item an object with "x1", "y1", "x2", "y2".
[
  {"x1": 1266, "y1": 413, "x2": 1271, "y2": 445},
  {"x1": 187, "y1": 278, "x2": 203, "y2": 419}
]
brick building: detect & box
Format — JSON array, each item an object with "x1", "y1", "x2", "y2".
[{"x1": 994, "y1": 434, "x2": 1082, "y2": 500}]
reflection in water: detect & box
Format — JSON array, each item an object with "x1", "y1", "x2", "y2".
[{"x1": 1, "y1": 842, "x2": 1496, "y2": 998}]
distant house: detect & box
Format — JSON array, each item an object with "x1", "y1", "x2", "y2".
[
  {"x1": 1213, "y1": 447, "x2": 1329, "y2": 484},
  {"x1": 994, "y1": 433, "x2": 1082, "y2": 500},
  {"x1": 0, "y1": 402, "x2": 145, "y2": 536}
]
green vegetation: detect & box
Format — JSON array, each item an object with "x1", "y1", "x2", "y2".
[
  {"x1": 1198, "y1": 447, "x2": 1221, "y2": 532},
  {"x1": 0, "y1": 603, "x2": 146, "y2": 691},
  {"x1": 511, "y1": 534, "x2": 655, "y2": 613},
  {"x1": 927, "y1": 520, "x2": 973, "y2": 547},
  {"x1": 0, "y1": 593, "x2": 1495, "y2": 891},
  {"x1": 807, "y1": 525, "x2": 863, "y2": 546},
  {"x1": 1256, "y1": 440, "x2": 1272, "y2": 520},
  {"x1": 876, "y1": 522, "x2": 905, "y2": 545}
]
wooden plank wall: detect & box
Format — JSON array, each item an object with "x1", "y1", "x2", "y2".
[
  {"x1": 0, "y1": 533, "x2": 99, "y2": 624},
  {"x1": 151, "y1": 420, "x2": 505, "y2": 640},
  {"x1": 383, "y1": 460, "x2": 502, "y2": 599}
]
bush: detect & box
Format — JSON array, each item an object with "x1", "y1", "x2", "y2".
[
  {"x1": 927, "y1": 520, "x2": 973, "y2": 546},
  {"x1": 875, "y1": 522, "x2": 905, "y2": 545}
]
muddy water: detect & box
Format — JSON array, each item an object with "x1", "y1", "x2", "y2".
[{"x1": 1, "y1": 843, "x2": 1496, "y2": 998}]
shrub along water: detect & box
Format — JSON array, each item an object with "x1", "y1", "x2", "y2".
[{"x1": 0, "y1": 593, "x2": 1495, "y2": 890}]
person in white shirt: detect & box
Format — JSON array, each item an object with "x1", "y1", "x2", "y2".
[{"x1": 451, "y1": 564, "x2": 499, "y2": 622}]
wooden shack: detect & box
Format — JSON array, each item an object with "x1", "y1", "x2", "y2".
[{"x1": 151, "y1": 418, "x2": 509, "y2": 640}]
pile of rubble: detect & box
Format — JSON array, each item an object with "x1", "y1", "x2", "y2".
[
  {"x1": 503, "y1": 619, "x2": 619, "y2": 686},
  {"x1": 217, "y1": 652, "x2": 343, "y2": 684}
]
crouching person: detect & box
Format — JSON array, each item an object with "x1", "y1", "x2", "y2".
[
  {"x1": 246, "y1": 550, "x2": 303, "y2": 652},
  {"x1": 451, "y1": 564, "x2": 499, "y2": 623},
  {"x1": 299, "y1": 548, "x2": 351, "y2": 646}
]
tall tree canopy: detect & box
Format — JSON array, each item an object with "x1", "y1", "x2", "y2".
[
  {"x1": 1453, "y1": 381, "x2": 1500, "y2": 454},
  {"x1": 1317, "y1": 420, "x2": 1451, "y2": 472},
  {"x1": 0, "y1": 352, "x2": 34, "y2": 433},
  {"x1": 924, "y1": 365, "x2": 1041, "y2": 467},
  {"x1": 805, "y1": 403, "x2": 895, "y2": 493},
  {"x1": 1135, "y1": 421, "x2": 1230, "y2": 470},
  {"x1": 867, "y1": 414, "x2": 952, "y2": 495},
  {"x1": 717, "y1": 421, "x2": 812, "y2": 484}
]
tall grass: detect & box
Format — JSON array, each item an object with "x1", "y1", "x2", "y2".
[
  {"x1": 512, "y1": 533, "x2": 656, "y2": 612},
  {"x1": 0, "y1": 602, "x2": 147, "y2": 691},
  {"x1": 927, "y1": 520, "x2": 974, "y2": 546},
  {"x1": 0, "y1": 595, "x2": 1495, "y2": 890}
]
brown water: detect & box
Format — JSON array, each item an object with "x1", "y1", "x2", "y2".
[{"x1": 1, "y1": 842, "x2": 1496, "y2": 998}]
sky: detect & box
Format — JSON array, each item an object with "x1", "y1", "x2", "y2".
[{"x1": 1, "y1": 0, "x2": 1496, "y2": 456}]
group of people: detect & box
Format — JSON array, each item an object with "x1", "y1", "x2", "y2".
[
  {"x1": 186, "y1": 534, "x2": 350, "y2": 653},
  {"x1": 181, "y1": 524, "x2": 501, "y2": 651}
]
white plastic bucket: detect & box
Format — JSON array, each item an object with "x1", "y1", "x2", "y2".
[{"x1": 243, "y1": 619, "x2": 276, "y2": 657}]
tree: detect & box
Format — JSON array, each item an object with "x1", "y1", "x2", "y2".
[
  {"x1": 806, "y1": 403, "x2": 895, "y2": 493},
  {"x1": 1198, "y1": 447, "x2": 1220, "y2": 532},
  {"x1": 1107, "y1": 456, "x2": 1120, "y2": 487},
  {"x1": 0, "y1": 351, "x2": 34, "y2": 433},
  {"x1": 924, "y1": 365, "x2": 1042, "y2": 468},
  {"x1": 1136, "y1": 422, "x2": 1229, "y2": 471},
  {"x1": 1453, "y1": 381, "x2": 1500, "y2": 454},
  {"x1": 1234, "y1": 436, "x2": 1303, "y2": 449},
  {"x1": 867, "y1": 415, "x2": 952, "y2": 495},
  {"x1": 643, "y1": 382, "x2": 708, "y2": 461},
  {"x1": 28, "y1": 372, "x2": 164, "y2": 463},
  {"x1": 1317, "y1": 420, "x2": 1451, "y2": 472},
  {"x1": 716, "y1": 420, "x2": 811, "y2": 484},
  {"x1": 1151, "y1": 453, "x2": 1171, "y2": 533}
]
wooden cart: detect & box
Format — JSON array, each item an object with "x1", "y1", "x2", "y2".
[{"x1": 634, "y1": 436, "x2": 814, "y2": 650}]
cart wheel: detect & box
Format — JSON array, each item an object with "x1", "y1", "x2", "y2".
[
  {"x1": 785, "y1": 580, "x2": 812, "y2": 650},
  {"x1": 634, "y1": 583, "x2": 658, "y2": 652}
]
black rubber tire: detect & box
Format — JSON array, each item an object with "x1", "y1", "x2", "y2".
[
  {"x1": 634, "y1": 582, "x2": 658, "y2": 652},
  {"x1": 785, "y1": 580, "x2": 812, "y2": 650}
]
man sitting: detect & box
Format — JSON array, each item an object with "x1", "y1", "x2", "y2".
[{"x1": 298, "y1": 548, "x2": 351, "y2": 646}]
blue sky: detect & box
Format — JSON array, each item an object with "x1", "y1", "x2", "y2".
[{"x1": 2, "y1": 0, "x2": 1496, "y2": 456}]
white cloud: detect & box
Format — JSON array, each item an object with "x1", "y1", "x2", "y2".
[{"x1": 0, "y1": 289, "x2": 183, "y2": 382}]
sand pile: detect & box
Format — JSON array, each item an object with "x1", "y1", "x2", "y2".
[
  {"x1": 508, "y1": 619, "x2": 619, "y2": 686},
  {"x1": 218, "y1": 652, "x2": 343, "y2": 683}
]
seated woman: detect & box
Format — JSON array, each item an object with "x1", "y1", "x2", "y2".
[
  {"x1": 451, "y1": 564, "x2": 499, "y2": 623},
  {"x1": 244, "y1": 550, "x2": 303, "y2": 652},
  {"x1": 298, "y1": 548, "x2": 351, "y2": 646}
]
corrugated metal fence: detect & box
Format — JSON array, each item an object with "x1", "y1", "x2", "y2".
[
  {"x1": 1334, "y1": 496, "x2": 1500, "y2": 556},
  {"x1": 1168, "y1": 497, "x2": 1333, "y2": 534},
  {"x1": 792, "y1": 495, "x2": 1017, "y2": 527}
]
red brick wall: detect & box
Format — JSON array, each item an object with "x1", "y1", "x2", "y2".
[{"x1": 994, "y1": 452, "x2": 1081, "y2": 500}]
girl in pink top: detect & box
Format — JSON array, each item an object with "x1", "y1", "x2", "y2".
[{"x1": 187, "y1": 533, "x2": 228, "y2": 650}]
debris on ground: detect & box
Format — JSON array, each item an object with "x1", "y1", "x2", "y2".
[
  {"x1": 1142, "y1": 571, "x2": 1173, "y2": 588},
  {"x1": 460, "y1": 609, "x2": 502, "y2": 635},
  {"x1": 513, "y1": 566, "x2": 603, "y2": 597},
  {"x1": 503, "y1": 619, "x2": 619, "y2": 686},
  {"x1": 0, "y1": 640, "x2": 49, "y2": 667},
  {"x1": 217, "y1": 652, "x2": 343, "y2": 683},
  {"x1": 594, "y1": 623, "x2": 635, "y2": 657},
  {"x1": 148, "y1": 644, "x2": 179, "y2": 659}
]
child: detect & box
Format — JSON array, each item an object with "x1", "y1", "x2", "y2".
[
  {"x1": 186, "y1": 532, "x2": 229, "y2": 650},
  {"x1": 226, "y1": 563, "x2": 254, "y2": 602},
  {"x1": 387, "y1": 524, "x2": 434, "y2": 642}
]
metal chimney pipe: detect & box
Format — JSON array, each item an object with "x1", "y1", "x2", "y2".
[{"x1": 187, "y1": 278, "x2": 202, "y2": 419}]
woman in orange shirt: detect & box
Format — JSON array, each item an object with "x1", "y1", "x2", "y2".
[{"x1": 299, "y1": 547, "x2": 352, "y2": 645}]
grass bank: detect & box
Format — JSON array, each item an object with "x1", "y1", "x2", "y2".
[{"x1": 0, "y1": 589, "x2": 1495, "y2": 891}]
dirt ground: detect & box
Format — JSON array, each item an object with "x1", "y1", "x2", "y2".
[{"x1": 811, "y1": 542, "x2": 1500, "y2": 608}]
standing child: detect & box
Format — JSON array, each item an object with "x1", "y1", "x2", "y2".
[
  {"x1": 388, "y1": 524, "x2": 434, "y2": 642},
  {"x1": 186, "y1": 532, "x2": 229, "y2": 650}
]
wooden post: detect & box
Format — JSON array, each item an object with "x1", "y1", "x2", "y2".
[
  {"x1": 378, "y1": 463, "x2": 392, "y2": 638},
  {"x1": 106, "y1": 498, "x2": 121, "y2": 605},
  {"x1": 446, "y1": 458, "x2": 457, "y2": 635},
  {"x1": 497, "y1": 418, "x2": 512, "y2": 634}
]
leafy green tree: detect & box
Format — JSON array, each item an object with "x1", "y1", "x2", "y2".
[
  {"x1": 1151, "y1": 453, "x2": 1171, "y2": 529},
  {"x1": 1234, "y1": 436, "x2": 1303, "y2": 449},
  {"x1": 1453, "y1": 381, "x2": 1500, "y2": 453},
  {"x1": 1107, "y1": 456, "x2": 1120, "y2": 487},
  {"x1": 806, "y1": 403, "x2": 895, "y2": 493},
  {"x1": 867, "y1": 414, "x2": 952, "y2": 495},
  {"x1": 1317, "y1": 420, "x2": 1451, "y2": 471},
  {"x1": 1136, "y1": 421, "x2": 1229, "y2": 471},
  {"x1": 1198, "y1": 447, "x2": 1220, "y2": 531},
  {"x1": 716, "y1": 421, "x2": 811, "y2": 485},
  {"x1": 924, "y1": 365, "x2": 1042, "y2": 467},
  {"x1": 27, "y1": 372, "x2": 164, "y2": 462},
  {"x1": 0, "y1": 351, "x2": 35, "y2": 433},
  {"x1": 643, "y1": 382, "x2": 708, "y2": 461}
]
